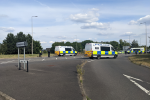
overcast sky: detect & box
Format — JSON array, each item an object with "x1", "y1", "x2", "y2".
[{"x1": 0, "y1": 0, "x2": 150, "y2": 49}]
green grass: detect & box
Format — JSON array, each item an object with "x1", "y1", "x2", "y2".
[
  {"x1": 129, "y1": 54, "x2": 150, "y2": 68},
  {"x1": 0, "y1": 53, "x2": 55, "y2": 59}
]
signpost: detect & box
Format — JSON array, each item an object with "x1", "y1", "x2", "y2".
[{"x1": 16, "y1": 41, "x2": 28, "y2": 72}]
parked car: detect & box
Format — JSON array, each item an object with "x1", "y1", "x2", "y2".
[{"x1": 145, "y1": 50, "x2": 150, "y2": 53}]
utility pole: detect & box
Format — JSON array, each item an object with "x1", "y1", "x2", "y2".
[
  {"x1": 75, "y1": 35, "x2": 77, "y2": 51},
  {"x1": 31, "y1": 16, "x2": 38, "y2": 55},
  {"x1": 140, "y1": 22, "x2": 147, "y2": 54}
]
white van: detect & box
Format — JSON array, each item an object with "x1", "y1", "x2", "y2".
[
  {"x1": 127, "y1": 48, "x2": 144, "y2": 54},
  {"x1": 55, "y1": 46, "x2": 77, "y2": 56},
  {"x1": 85, "y1": 43, "x2": 118, "y2": 59}
]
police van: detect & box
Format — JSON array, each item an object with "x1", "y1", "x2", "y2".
[
  {"x1": 55, "y1": 46, "x2": 77, "y2": 56},
  {"x1": 127, "y1": 47, "x2": 144, "y2": 54},
  {"x1": 85, "y1": 43, "x2": 118, "y2": 59}
]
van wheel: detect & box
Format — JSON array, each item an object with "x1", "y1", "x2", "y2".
[
  {"x1": 113, "y1": 55, "x2": 117, "y2": 59},
  {"x1": 97, "y1": 56, "x2": 100, "y2": 60},
  {"x1": 74, "y1": 54, "x2": 77, "y2": 56},
  {"x1": 89, "y1": 57, "x2": 93, "y2": 59}
]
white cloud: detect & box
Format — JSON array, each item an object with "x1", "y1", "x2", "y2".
[
  {"x1": 89, "y1": 38, "x2": 92, "y2": 39},
  {"x1": 40, "y1": 41, "x2": 47, "y2": 43},
  {"x1": 129, "y1": 15, "x2": 150, "y2": 25},
  {"x1": 0, "y1": 27, "x2": 15, "y2": 32},
  {"x1": 74, "y1": 39, "x2": 79, "y2": 41},
  {"x1": 97, "y1": 33, "x2": 113, "y2": 36},
  {"x1": 81, "y1": 22, "x2": 110, "y2": 30},
  {"x1": 120, "y1": 32, "x2": 135, "y2": 36},
  {"x1": 70, "y1": 8, "x2": 99, "y2": 23},
  {"x1": 57, "y1": 36, "x2": 67, "y2": 39},
  {"x1": 0, "y1": 14, "x2": 8, "y2": 18},
  {"x1": 49, "y1": 41, "x2": 54, "y2": 43},
  {"x1": 61, "y1": 40, "x2": 67, "y2": 42}
]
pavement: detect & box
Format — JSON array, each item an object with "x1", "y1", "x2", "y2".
[
  {"x1": 0, "y1": 55, "x2": 85, "y2": 100},
  {"x1": 83, "y1": 54, "x2": 150, "y2": 100}
]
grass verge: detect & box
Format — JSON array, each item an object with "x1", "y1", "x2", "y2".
[
  {"x1": 129, "y1": 54, "x2": 150, "y2": 68},
  {"x1": 76, "y1": 60, "x2": 91, "y2": 100},
  {"x1": 0, "y1": 53, "x2": 55, "y2": 59}
]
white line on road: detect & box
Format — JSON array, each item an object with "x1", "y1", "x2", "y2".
[{"x1": 123, "y1": 74, "x2": 150, "y2": 95}]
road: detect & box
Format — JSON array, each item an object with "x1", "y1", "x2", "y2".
[
  {"x1": 0, "y1": 55, "x2": 85, "y2": 100},
  {"x1": 1, "y1": 54, "x2": 150, "y2": 100},
  {"x1": 83, "y1": 54, "x2": 150, "y2": 100}
]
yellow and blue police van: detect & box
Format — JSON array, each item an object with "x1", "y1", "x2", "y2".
[
  {"x1": 127, "y1": 48, "x2": 144, "y2": 54},
  {"x1": 85, "y1": 43, "x2": 118, "y2": 59},
  {"x1": 55, "y1": 46, "x2": 77, "y2": 56}
]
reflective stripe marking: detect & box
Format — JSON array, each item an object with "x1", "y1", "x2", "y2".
[
  {"x1": 101, "y1": 51, "x2": 105, "y2": 54},
  {"x1": 93, "y1": 51, "x2": 97, "y2": 54},
  {"x1": 108, "y1": 51, "x2": 112, "y2": 55}
]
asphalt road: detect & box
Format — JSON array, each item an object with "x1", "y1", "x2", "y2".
[
  {"x1": 83, "y1": 54, "x2": 150, "y2": 100},
  {"x1": 0, "y1": 55, "x2": 85, "y2": 100}
]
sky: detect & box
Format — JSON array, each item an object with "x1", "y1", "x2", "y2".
[{"x1": 0, "y1": 0, "x2": 150, "y2": 49}]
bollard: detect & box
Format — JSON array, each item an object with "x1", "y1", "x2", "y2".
[
  {"x1": 48, "y1": 51, "x2": 50, "y2": 57},
  {"x1": 27, "y1": 61, "x2": 28, "y2": 72},
  {"x1": 19, "y1": 62, "x2": 21, "y2": 70}
]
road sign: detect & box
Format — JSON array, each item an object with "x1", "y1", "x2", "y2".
[
  {"x1": 16, "y1": 41, "x2": 28, "y2": 48},
  {"x1": 20, "y1": 60, "x2": 27, "y2": 63}
]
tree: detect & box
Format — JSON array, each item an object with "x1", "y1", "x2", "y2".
[
  {"x1": 110, "y1": 41, "x2": 119, "y2": 50},
  {"x1": 119, "y1": 39, "x2": 124, "y2": 50},
  {"x1": 1, "y1": 32, "x2": 42, "y2": 54},
  {"x1": 131, "y1": 40, "x2": 139, "y2": 48}
]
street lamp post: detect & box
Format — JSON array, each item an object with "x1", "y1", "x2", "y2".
[
  {"x1": 140, "y1": 22, "x2": 147, "y2": 54},
  {"x1": 75, "y1": 35, "x2": 77, "y2": 51},
  {"x1": 31, "y1": 16, "x2": 38, "y2": 55}
]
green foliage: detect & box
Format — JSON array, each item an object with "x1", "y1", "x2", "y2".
[
  {"x1": 0, "y1": 32, "x2": 42, "y2": 54},
  {"x1": 131, "y1": 39, "x2": 139, "y2": 48}
]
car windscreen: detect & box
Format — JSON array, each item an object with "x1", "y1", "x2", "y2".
[
  {"x1": 101, "y1": 46, "x2": 110, "y2": 51},
  {"x1": 65, "y1": 48, "x2": 72, "y2": 51}
]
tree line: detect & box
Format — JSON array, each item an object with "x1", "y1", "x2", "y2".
[
  {"x1": 50, "y1": 39, "x2": 144, "y2": 53},
  {"x1": 0, "y1": 32, "x2": 42, "y2": 54},
  {"x1": 1, "y1": 32, "x2": 148, "y2": 54}
]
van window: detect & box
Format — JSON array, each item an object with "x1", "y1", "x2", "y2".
[
  {"x1": 65, "y1": 48, "x2": 71, "y2": 51},
  {"x1": 101, "y1": 46, "x2": 110, "y2": 51},
  {"x1": 133, "y1": 49, "x2": 140, "y2": 51},
  {"x1": 95, "y1": 47, "x2": 99, "y2": 49},
  {"x1": 111, "y1": 47, "x2": 115, "y2": 51}
]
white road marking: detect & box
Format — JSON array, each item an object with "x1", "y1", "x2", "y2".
[
  {"x1": 123, "y1": 74, "x2": 150, "y2": 95},
  {"x1": 91, "y1": 60, "x2": 94, "y2": 61},
  {"x1": 56, "y1": 58, "x2": 57, "y2": 60},
  {"x1": 87, "y1": 61, "x2": 91, "y2": 62}
]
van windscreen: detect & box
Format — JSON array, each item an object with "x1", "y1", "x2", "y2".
[
  {"x1": 65, "y1": 48, "x2": 71, "y2": 51},
  {"x1": 101, "y1": 47, "x2": 110, "y2": 51}
]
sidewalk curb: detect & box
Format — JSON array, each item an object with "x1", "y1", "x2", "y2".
[{"x1": 0, "y1": 91, "x2": 15, "y2": 100}]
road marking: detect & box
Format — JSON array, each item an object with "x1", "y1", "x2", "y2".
[
  {"x1": 56, "y1": 58, "x2": 57, "y2": 60},
  {"x1": 87, "y1": 61, "x2": 91, "y2": 62},
  {"x1": 91, "y1": 60, "x2": 94, "y2": 61},
  {"x1": 123, "y1": 74, "x2": 150, "y2": 95}
]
